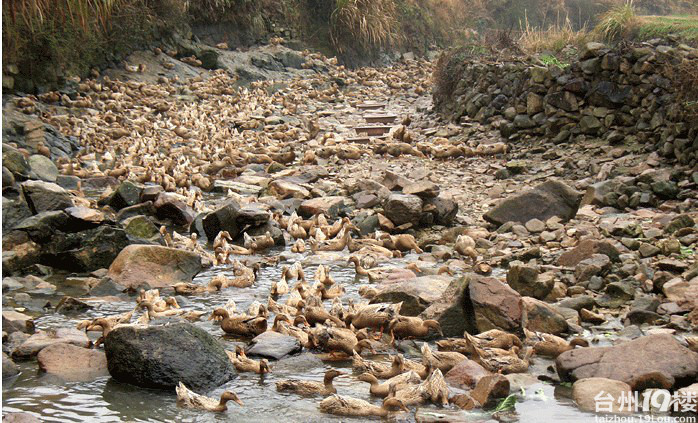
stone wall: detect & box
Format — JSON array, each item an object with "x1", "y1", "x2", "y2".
[{"x1": 434, "y1": 41, "x2": 698, "y2": 168}]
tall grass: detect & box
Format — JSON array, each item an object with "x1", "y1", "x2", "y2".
[
  {"x1": 518, "y1": 13, "x2": 591, "y2": 53},
  {"x1": 594, "y1": 0, "x2": 636, "y2": 40},
  {"x1": 329, "y1": 0, "x2": 400, "y2": 54}
]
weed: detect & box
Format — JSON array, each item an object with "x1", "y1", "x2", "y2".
[
  {"x1": 594, "y1": 0, "x2": 636, "y2": 40},
  {"x1": 540, "y1": 54, "x2": 570, "y2": 68}
]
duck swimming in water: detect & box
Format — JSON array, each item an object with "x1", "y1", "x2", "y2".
[
  {"x1": 276, "y1": 369, "x2": 345, "y2": 396},
  {"x1": 176, "y1": 382, "x2": 243, "y2": 412}
]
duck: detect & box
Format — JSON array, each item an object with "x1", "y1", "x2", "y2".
[
  {"x1": 357, "y1": 371, "x2": 421, "y2": 397},
  {"x1": 276, "y1": 369, "x2": 345, "y2": 396},
  {"x1": 353, "y1": 352, "x2": 405, "y2": 379},
  {"x1": 297, "y1": 301, "x2": 345, "y2": 327},
  {"x1": 267, "y1": 297, "x2": 298, "y2": 316},
  {"x1": 345, "y1": 303, "x2": 402, "y2": 337},
  {"x1": 470, "y1": 344, "x2": 532, "y2": 374},
  {"x1": 270, "y1": 271, "x2": 289, "y2": 296},
  {"x1": 308, "y1": 228, "x2": 353, "y2": 252},
  {"x1": 386, "y1": 368, "x2": 449, "y2": 406},
  {"x1": 388, "y1": 316, "x2": 442, "y2": 341},
  {"x1": 272, "y1": 314, "x2": 311, "y2": 347},
  {"x1": 525, "y1": 330, "x2": 588, "y2": 358},
  {"x1": 687, "y1": 336, "x2": 698, "y2": 353},
  {"x1": 455, "y1": 234, "x2": 478, "y2": 261},
  {"x1": 358, "y1": 285, "x2": 378, "y2": 299},
  {"x1": 284, "y1": 262, "x2": 306, "y2": 282},
  {"x1": 318, "y1": 394, "x2": 408, "y2": 417},
  {"x1": 291, "y1": 238, "x2": 306, "y2": 252},
  {"x1": 137, "y1": 301, "x2": 204, "y2": 322},
  {"x1": 314, "y1": 282, "x2": 345, "y2": 300},
  {"x1": 153, "y1": 297, "x2": 180, "y2": 312},
  {"x1": 314, "y1": 264, "x2": 334, "y2": 287},
  {"x1": 243, "y1": 231, "x2": 275, "y2": 252},
  {"x1": 176, "y1": 382, "x2": 243, "y2": 411},
  {"x1": 380, "y1": 233, "x2": 423, "y2": 254},
  {"x1": 210, "y1": 308, "x2": 267, "y2": 337},
  {"x1": 438, "y1": 330, "x2": 523, "y2": 355},
  {"x1": 421, "y1": 343, "x2": 466, "y2": 373},
  {"x1": 347, "y1": 257, "x2": 416, "y2": 283},
  {"x1": 226, "y1": 350, "x2": 271, "y2": 374},
  {"x1": 310, "y1": 324, "x2": 375, "y2": 357},
  {"x1": 172, "y1": 278, "x2": 223, "y2": 295}
]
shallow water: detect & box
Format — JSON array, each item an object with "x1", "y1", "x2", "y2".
[{"x1": 0, "y1": 247, "x2": 666, "y2": 422}]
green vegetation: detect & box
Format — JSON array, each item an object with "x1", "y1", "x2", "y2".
[
  {"x1": 633, "y1": 15, "x2": 698, "y2": 42},
  {"x1": 494, "y1": 394, "x2": 517, "y2": 412},
  {"x1": 594, "y1": 1, "x2": 637, "y2": 40},
  {"x1": 540, "y1": 54, "x2": 570, "y2": 68}
]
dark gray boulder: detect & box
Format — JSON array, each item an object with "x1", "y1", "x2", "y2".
[{"x1": 105, "y1": 322, "x2": 235, "y2": 391}]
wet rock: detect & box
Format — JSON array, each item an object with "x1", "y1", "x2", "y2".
[
  {"x1": 13, "y1": 211, "x2": 69, "y2": 242},
  {"x1": 105, "y1": 245, "x2": 202, "y2": 290},
  {"x1": 55, "y1": 296, "x2": 93, "y2": 315},
  {"x1": 471, "y1": 374, "x2": 510, "y2": 407},
  {"x1": 21, "y1": 180, "x2": 74, "y2": 213},
  {"x1": 37, "y1": 343, "x2": 108, "y2": 381},
  {"x1": 507, "y1": 262, "x2": 553, "y2": 299},
  {"x1": 105, "y1": 322, "x2": 234, "y2": 391},
  {"x1": 371, "y1": 275, "x2": 451, "y2": 316},
  {"x1": 122, "y1": 215, "x2": 160, "y2": 240},
  {"x1": 573, "y1": 378, "x2": 633, "y2": 413},
  {"x1": 556, "y1": 334, "x2": 698, "y2": 388},
  {"x1": 236, "y1": 205, "x2": 270, "y2": 227},
  {"x1": 575, "y1": 254, "x2": 611, "y2": 282},
  {"x1": 12, "y1": 328, "x2": 90, "y2": 359},
  {"x1": 421, "y1": 275, "x2": 473, "y2": 336},
  {"x1": 522, "y1": 297, "x2": 568, "y2": 335},
  {"x1": 65, "y1": 206, "x2": 105, "y2": 228},
  {"x1": 200, "y1": 199, "x2": 241, "y2": 240},
  {"x1": 153, "y1": 192, "x2": 195, "y2": 226},
  {"x1": 2, "y1": 352, "x2": 20, "y2": 379},
  {"x1": 558, "y1": 239, "x2": 620, "y2": 267},
  {"x1": 596, "y1": 280, "x2": 635, "y2": 308},
  {"x1": 115, "y1": 201, "x2": 156, "y2": 222},
  {"x1": 269, "y1": 179, "x2": 310, "y2": 199},
  {"x1": 2, "y1": 413, "x2": 40, "y2": 423},
  {"x1": 101, "y1": 181, "x2": 143, "y2": 210},
  {"x1": 402, "y1": 181, "x2": 439, "y2": 198},
  {"x1": 468, "y1": 275, "x2": 522, "y2": 332},
  {"x1": 2, "y1": 310, "x2": 35, "y2": 334},
  {"x1": 140, "y1": 185, "x2": 164, "y2": 202},
  {"x1": 298, "y1": 196, "x2": 348, "y2": 218},
  {"x1": 484, "y1": 180, "x2": 582, "y2": 226},
  {"x1": 27, "y1": 155, "x2": 58, "y2": 182},
  {"x1": 444, "y1": 358, "x2": 490, "y2": 389},
  {"x1": 423, "y1": 196, "x2": 458, "y2": 226},
  {"x1": 383, "y1": 193, "x2": 423, "y2": 226},
  {"x1": 41, "y1": 225, "x2": 131, "y2": 272},
  {"x1": 246, "y1": 331, "x2": 301, "y2": 360},
  {"x1": 242, "y1": 220, "x2": 284, "y2": 246}
]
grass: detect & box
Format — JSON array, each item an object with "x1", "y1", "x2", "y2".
[
  {"x1": 632, "y1": 15, "x2": 698, "y2": 43},
  {"x1": 594, "y1": 0, "x2": 636, "y2": 40},
  {"x1": 540, "y1": 54, "x2": 570, "y2": 68},
  {"x1": 518, "y1": 13, "x2": 592, "y2": 53},
  {"x1": 329, "y1": 0, "x2": 401, "y2": 54}
]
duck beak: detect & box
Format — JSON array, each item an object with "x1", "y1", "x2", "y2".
[{"x1": 234, "y1": 398, "x2": 244, "y2": 406}]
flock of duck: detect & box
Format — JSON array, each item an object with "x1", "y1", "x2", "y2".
[{"x1": 75, "y1": 210, "x2": 594, "y2": 417}]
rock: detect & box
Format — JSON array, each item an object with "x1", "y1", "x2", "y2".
[
  {"x1": 246, "y1": 331, "x2": 301, "y2": 360},
  {"x1": 639, "y1": 242, "x2": 660, "y2": 258},
  {"x1": 444, "y1": 359, "x2": 490, "y2": 389},
  {"x1": 153, "y1": 192, "x2": 195, "y2": 226},
  {"x1": 484, "y1": 180, "x2": 582, "y2": 226},
  {"x1": 547, "y1": 91, "x2": 579, "y2": 112},
  {"x1": 269, "y1": 179, "x2": 310, "y2": 199},
  {"x1": 298, "y1": 196, "x2": 348, "y2": 218},
  {"x1": 579, "y1": 115, "x2": 602, "y2": 135},
  {"x1": 371, "y1": 275, "x2": 451, "y2": 316},
  {"x1": 2, "y1": 413, "x2": 40, "y2": 423},
  {"x1": 106, "y1": 245, "x2": 202, "y2": 290},
  {"x1": 2, "y1": 352, "x2": 20, "y2": 379},
  {"x1": 140, "y1": 185, "x2": 164, "y2": 202},
  {"x1": 423, "y1": 196, "x2": 458, "y2": 225},
  {"x1": 55, "y1": 296, "x2": 93, "y2": 315},
  {"x1": 105, "y1": 322, "x2": 234, "y2": 390},
  {"x1": 572, "y1": 378, "x2": 633, "y2": 413},
  {"x1": 242, "y1": 220, "x2": 285, "y2": 246},
  {"x1": 514, "y1": 114, "x2": 535, "y2": 129},
  {"x1": 522, "y1": 297, "x2": 568, "y2": 335},
  {"x1": 402, "y1": 181, "x2": 439, "y2": 198},
  {"x1": 507, "y1": 262, "x2": 553, "y2": 299},
  {"x1": 651, "y1": 180, "x2": 679, "y2": 200},
  {"x1": 557, "y1": 295, "x2": 595, "y2": 311},
  {"x1": 236, "y1": 206, "x2": 270, "y2": 227},
  {"x1": 27, "y1": 155, "x2": 58, "y2": 182},
  {"x1": 115, "y1": 201, "x2": 156, "y2": 222},
  {"x1": 574, "y1": 254, "x2": 611, "y2": 282},
  {"x1": 12, "y1": 328, "x2": 90, "y2": 359},
  {"x1": 556, "y1": 334, "x2": 698, "y2": 388},
  {"x1": 21, "y1": 180, "x2": 74, "y2": 213},
  {"x1": 468, "y1": 275, "x2": 522, "y2": 332},
  {"x1": 2, "y1": 195, "x2": 33, "y2": 231},
  {"x1": 471, "y1": 374, "x2": 510, "y2": 407},
  {"x1": 664, "y1": 214, "x2": 694, "y2": 234},
  {"x1": 558, "y1": 239, "x2": 620, "y2": 267},
  {"x1": 524, "y1": 218, "x2": 545, "y2": 233},
  {"x1": 41, "y1": 225, "x2": 131, "y2": 272},
  {"x1": 581, "y1": 42, "x2": 606, "y2": 59},
  {"x1": 65, "y1": 206, "x2": 105, "y2": 228},
  {"x1": 2, "y1": 310, "x2": 35, "y2": 334},
  {"x1": 526, "y1": 93, "x2": 544, "y2": 115},
  {"x1": 102, "y1": 181, "x2": 143, "y2": 210},
  {"x1": 37, "y1": 343, "x2": 108, "y2": 381},
  {"x1": 421, "y1": 275, "x2": 473, "y2": 336},
  {"x1": 123, "y1": 215, "x2": 160, "y2": 240},
  {"x1": 383, "y1": 193, "x2": 423, "y2": 226},
  {"x1": 3, "y1": 144, "x2": 31, "y2": 179},
  {"x1": 200, "y1": 199, "x2": 241, "y2": 240}
]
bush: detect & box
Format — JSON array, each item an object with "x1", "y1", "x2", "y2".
[
  {"x1": 329, "y1": 0, "x2": 401, "y2": 54},
  {"x1": 594, "y1": 0, "x2": 636, "y2": 40}
]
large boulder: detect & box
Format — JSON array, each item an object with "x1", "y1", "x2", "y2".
[
  {"x1": 506, "y1": 262, "x2": 553, "y2": 299},
  {"x1": 12, "y1": 328, "x2": 90, "y2": 359},
  {"x1": 101, "y1": 181, "x2": 143, "y2": 210},
  {"x1": 383, "y1": 193, "x2": 423, "y2": 226},
  {"x1": 371, "y1": 275, "x2": 451, "y2": 316},
  {"x1": 104, "y1": 322, "x2": 235, "y2": 390},
  {"x1": 423, "y1": 196, "x2": 458, "y2": 226},
  {"x1": 2, "y1": 310, "x2": 35, "y2": 334},
  {"x1": 468, "y1": 275, "x2": 522, "y2": 333},
  {"x1": 153, "y1": 193, "x2": 195, "y2": 226},
  {"x1": 298, "y1": 196, "x2": 349, "y2": 218},
  {"x1": 201, "y1": 199, "x2": 241, "y2": 240},
  {"x1": 246, "y1": 331, "x2": 301, "y2": 360},
  {"x1": 521, "y1": 297, "x2": 568, "y2": 335},
  {"x1": 41, "y1": 225, "x2": 131, "y2": 272},
  {"x1": 106, "y1": 245, "x2": 202, "y2": 290},
  {"x1": 572, "y1": 378, "x2": 633, "y2": 413},
  {"x1": 444, "y1": 358, "x2": 490, "y2": 389},
  {"x1": 27, "y1": 155, "x2": 58, "y2": 182},
  {"x1": 421, "y1": 275, "x2": 474, "y2": 336},
  {"x1": 37, "y1": 343, "x2": 108, "y2": 381},
  {"x1": 21, "y1": 180, "x2": 74, "y2": 213},
  {"x1": 483, "y1": 180, "x2": 582, "y2": 226},
  {"x1": 556, "y1": 334, "x2": 698, "y2": 389}
]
